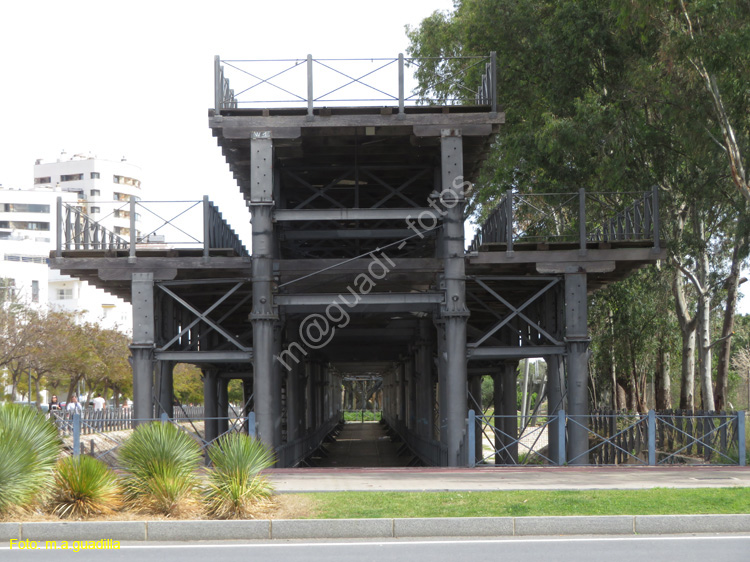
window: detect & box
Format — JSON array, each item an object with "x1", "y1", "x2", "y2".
[
  {"x1": 90, "y1": 189, "x2": 100, "y2": 196},
  {"x1": 0, "y1": 279, "x2": 16, "y2": 300},
  {"x1": 113, "y1": 175, "x2": 141, "y2": 188},
  {"x1": 0, "y1": 203, "x2": 50, "y2": 213},
  {"x1": 60, "y1": 173, "x2": 84, "y2": 182},
  {"x1": 3, "y1": 254, "x2": 48, "y2": 264},
  {"x1": 31, "y1": 281, "x2": 39, "y2": 303},
  {"x1": 90, "y1": 206, "x2": 100, "y2": 214},
  {"x1": 34, "y1": 176, "x2": 51, "y2": 184},
  {"x1": 57, "y1": 288, "x2": 73, "y2": 300},
  {"x1": 0, "y1": 221, "x2": 49, "y2": 231},
  {"x1": 90, "y1": 172, "x2": 100, "y2": 179}
]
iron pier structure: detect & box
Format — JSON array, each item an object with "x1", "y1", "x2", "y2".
[{"x1": 49, "y1": 54, "x2": 665, "y2": 467}]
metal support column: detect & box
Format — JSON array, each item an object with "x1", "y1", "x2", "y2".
[
  {"x1": 440, "y1": 130, "x2": 469, "y2": 467},
  {"x1": 502, "y1": 361, "x2": 519, "y2": 464},
  {"x1": 285, "y1": 326, "x2": 302, "y2": 443},
  {"x1": 397, "y1": 362, "x2": 406, "y2": 426},
  {"x1": 131, "y1": 272, "x2": 155, "y2": 424},
  {"x1": 217, "y1": 376, "x2": 229, "y2": 437},
  {"x1": 415, "y1": 318, "x2": 434, "y2": 439},
  {"x1": 249, "y1": 133, "x2": 280, "y2": 450},
  {"x1": 468, "y1": 375, "x2": 484, "y2": 464},
  {"x1": 545, "y1": 354, "x2": 564, "y2": 465},
  {"x1": 203, "y1": 369, "x2": 219, "y2": 445},
  {"x1": 492, "y1": 369, "x2": 504, "y2": 464},
  {"x1": 156, "y1": 361, "x2": 174, "y2": 418},
  {"x1": 565, "y1": 272, "x2": 590, "y2": 465}
]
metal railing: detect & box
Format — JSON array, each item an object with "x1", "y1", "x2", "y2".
[
  {"x1": 469, "y1": 186, "x2": 661, "y2": 253},
  {"x1": 468, "y1": 409, "x2": 746, "y2": 467},
  {"x1": 384, "y1": 414, "x2": 447, "y2": 466},
  {"x1": 276, "y1": 415, "x2": 340, "y2": 468},
  {"x1": 214, "y1": 53, "x2": 497, "y2": 116},
  {"x1": 56, "y1": 196, "x2": 248, "y2": 257}
]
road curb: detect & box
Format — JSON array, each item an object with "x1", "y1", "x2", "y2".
[{"x1": 9, "y1": 514, "x2": 750, "y2": 542}]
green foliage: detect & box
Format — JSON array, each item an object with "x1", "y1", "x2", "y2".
[
  {"x1": 203, "y1": 432, "x2": 276, "y2": 519},
  {"x1": 173, "y1": 364, "x2": 205, "y2": 405},
  {"x1": 0, "y1": 403, "x2": 61, "y2": 513},
  {"x1": 343, "y1": 411, "x2": 382, "y2": 422},
  {"x1": 118, "y1": 421, "x2": 202, "y2": 516},
  {"x1": 50, "y1": 455, "x2": 122, "y2": 518}
]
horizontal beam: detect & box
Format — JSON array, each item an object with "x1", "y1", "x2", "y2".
[
  {"x1": 275, "y1": 292, "x2": 443, "y2": 307},
  {"x1": 282, "y1": 229, "x2": 416, "y2": 240},
  {"x1": 154, "y1": 351, "x2": 253, "y2": 362},
  {"x1": 470, "y1": 247, "x2": 666, "y2": 266},
  {"x1": 275, "y1": 208, "x2": 438, "y2": 222},
  {"x1": 467, "y1": 345, "x2": 565, "y2": 360}
]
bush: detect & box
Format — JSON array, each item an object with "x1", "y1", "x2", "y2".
[
  {"x1": 50, "y1": 455, "x2": 121, "y2": 518},
  {"x1": 204, "y1": 432, "x2": 276, "y2": 519},
  {"x1": 118, "y1": 421, "x2": 202, "y2": 516},
  {"x1": 0, "y1": 403, "x2": 61, "y2": 513}
]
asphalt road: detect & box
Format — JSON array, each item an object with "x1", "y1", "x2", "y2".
[{"x1": 3, "y1": 535, "x2": 750, "y2": 562}]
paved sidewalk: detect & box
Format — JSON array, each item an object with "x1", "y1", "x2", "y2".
[{"x1": 268, "y1": 465, "x2": 750, "y2": 493}]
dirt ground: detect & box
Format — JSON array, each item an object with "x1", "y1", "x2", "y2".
[{"x1": 2, "y1": 494, "x2": 315, "y2": 523}]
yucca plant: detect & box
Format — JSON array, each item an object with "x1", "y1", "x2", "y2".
[
  {"x1": 0, "y1": 403, "x2": 61, "y2": 514},
  {"x1": 203, "y1": 432, "x2": 276, "y2": 519},
  {"x1": 118, "y1": 421, "x2": 202, "y2": 516},
  {"x1": 50, "y1": 455, "x2": 121, "y2": 518}
]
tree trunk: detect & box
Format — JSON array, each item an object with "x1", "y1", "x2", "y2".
[
  {"x1": 696, "y1": 217, "x2": 715, "y2": 411},
  {"x1": 715, "y1": 235, "x2": 746, "y2": 410},
  {"x1": 655, "y1": 346, "x2": 671, "y2": 410}
]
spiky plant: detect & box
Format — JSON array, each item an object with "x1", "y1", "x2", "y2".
[
  {"x1": 0, "y1": 403, "x2": 61, "y2": 514},
  {"x1": 118, "y1": 421, "x2": 202, "y2": 516},
  {"x1": 50, "y1": 455, "x2": 122, "y2": 518},
  {"x1": 203, "y1": 432, "x2": 276, "y2": 519}
]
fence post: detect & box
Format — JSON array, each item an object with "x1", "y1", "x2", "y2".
[
  {"x1": 490, "y1": 51, "x2": 497, "y2": 114},
  {"x1": 398, "y1": 53, "x2": 405, "y2": 119},
  {"x1": 307, "y1": 54, "x2": 314, "y2": 121},
  {"x1": 556, "y1": 409, "x2": 566, "y2": 465},
  {"x1": 739, "y1": 411, "x2": 746, "y2": 467},
  {"x1": 203, "y1": 196, "x2": 210, "y2": 261},
  {"x1": 56, "y1": 197, "x2": 63, "y2": 257},
  {"x1": 214, "y1": 55, "x2": 222, "y2": 112},
  {"x1": 467, "y1": 409, "x2": 476, "y2": 467},
  {"x1": 578, "y1": 187, "x2": 587, "y2": 255},
  {"x1": 248, "y1": 411, "x2": 257, "y2": 439},
  {"x1": 73, "y1": 412, "x2": 81, "y2": 457},
  {"x1": 505, "y1": 189, "x2": 514, "y2": 256},
  {"x1": 648, "y1": 410, "x2": 656, "y2": 466},
  {"x1": 651, "y1": 185, "x2": 661, "y2": 254},
  {"x1": 129, "y1": 197, "x2": 137, "y2": 262},
  {"x1": 160, "y1": 412, "x2": 168, "y2": 423}
]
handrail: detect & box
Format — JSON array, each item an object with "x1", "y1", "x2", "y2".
[
  {"x1": 213, "y1": 53, "x2": 498, "y2": 113},
  {"x1": 55, "y1": 197, "x2": 248, "y2": 257},
  {"x1": 468, "y1": 187, "x2": 661, "y2": 253}
]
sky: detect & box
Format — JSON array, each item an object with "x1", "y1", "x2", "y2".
[{"x1": 0, "y1": 0, "x2": 747, "y2": 314}]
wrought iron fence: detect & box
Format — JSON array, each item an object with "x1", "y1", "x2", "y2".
[
  {"x1": 56, "y1": 196, "x2": 248, "y2": 257},
  {"x1": 384, "y1": 413, "x2": 447, "y2": 466},
  {"x1": 467, "y1": 409, "x2": 746, "y2": 467},
  {"x1": 468, "y1": 187, "x2": 661, "y2": 253},
  {"x1": 214, "y1": 53, "x2": 497, "y2": 115}
]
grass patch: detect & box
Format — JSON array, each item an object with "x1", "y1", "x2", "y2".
[{"x1": 297, "y1": 488, "x2": 750, "y2": 519}]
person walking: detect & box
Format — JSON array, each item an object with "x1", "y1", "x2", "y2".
[
  {"x1": 93, "y1": 393, "x2": 106, "y2": 411},
  {"x1": 66, "y1": 395, "x2": 83, "y2": 414}
]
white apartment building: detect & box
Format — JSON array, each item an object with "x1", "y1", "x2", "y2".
[{"x1": 1, "y1": 152, "x2": 143, "y2": 330}]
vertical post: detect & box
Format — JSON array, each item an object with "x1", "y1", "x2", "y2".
[
  {"x1": 467, "y1": 409, "x2": 476, "y2": 467},
  {"x1": 203, "y1": 370, "x2": 218, "y2": 445},
  {"x1": 578, "y1": 187, "x2": 586, "y2": 255},
  {"x1": 416, "y1": 318, "x2": 434, "y2": 439},
  {"x1": 502, "y1": 361, "x2": 519, "y2": 464},
  {"x1": 129, "y1": 197, "x2": 137, "y2": 262},
  {"x1": 249, "y1": 132, "x2": 279, "y2": 452},
  {"x1": 160, "y1": 412, "x2": 168, "y2": 423},
  {"x1": 203, "y1": 196, "x2": 210, "y2": 261},
  {"x1": 307, "y1": 54, "x2": 314, "y2": 121},
  {"x1": 739, "y1": 410, "x2": 746, "y2": 467},
  {"x1": 130, "y1": 272, "x2": 155, "y2": 425},
  {"x1": 505, "y1": 189, "x2": 513, "y2": 255},
  {"x1": 73, "y1": 413, "x2": 81, "y2": 457},
  {"x1": 214, "y1": 55, "x2": 222, "y2": 112},
  {"x1": 648, "y1": 409, "x2": 656, "y2": 466},
  {"x1": 440, "y1": 129, "x2": 469, "y2": 466},
  {"x1": 565, "y1": 272, "x2": 590, "y2": 465},
  {"x1": 651, "y1": 185, "x2": 660, "y2": 253},
  {"x1": 217, "y1": 376, "x2": 229, "y2": 437},
  {"x1": 56, "y1": 196, "x2": 63, "y2": 257},
  {"x1": 247, "y1": 411, "x2": 257, "y2": 439},
  {"x1": 398, "y1": 53, "x2": 405, "y2": 119},
  {"x1": 490, "y1": 51, "x2": 497, "y2": 115},
  {"x1": 557, "y1": 409, "x2": 566, "y2": 465}
]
